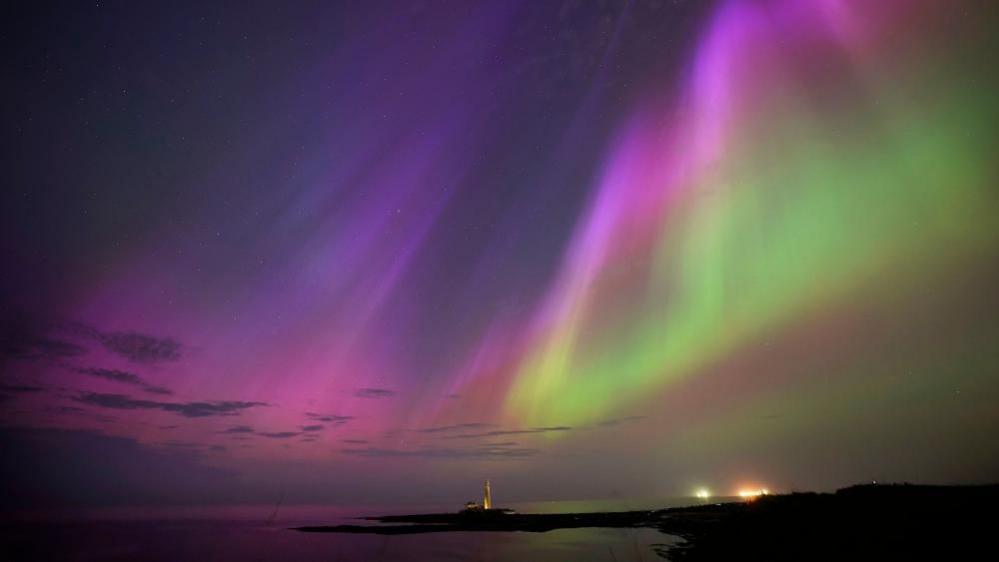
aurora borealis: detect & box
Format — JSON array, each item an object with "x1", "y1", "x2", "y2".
[{"x1": 3, "y1": 0, "x2": 998, "y2": 507}]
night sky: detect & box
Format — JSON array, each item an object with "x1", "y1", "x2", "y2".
[{"x1": 3, "y1": 0, "x2": 998, "y2": 509}]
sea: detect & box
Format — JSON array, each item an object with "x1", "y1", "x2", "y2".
[{"x1": 1, "y1": 497, "x2": 719, "y2": 561}]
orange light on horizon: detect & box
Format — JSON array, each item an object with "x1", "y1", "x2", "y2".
[{"x1": 737, "y1": 488, "x2": 770, "y2": 499}]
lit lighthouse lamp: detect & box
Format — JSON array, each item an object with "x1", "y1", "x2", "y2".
[{"x1": 463, "y1": 480, "x2": 504, "y2": 512}]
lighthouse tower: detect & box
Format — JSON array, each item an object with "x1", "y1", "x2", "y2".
[{"x1": 483, "y1": 480, "x2": 492, "y2": 510}]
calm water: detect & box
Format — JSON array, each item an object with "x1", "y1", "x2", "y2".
[{"x1": 1, "y1": 498, "x2": 711, "y2": 561}]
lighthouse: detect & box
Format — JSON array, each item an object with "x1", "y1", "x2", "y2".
[{"x1": 483, "y1": 480, "x2": 492, "y2": 510}]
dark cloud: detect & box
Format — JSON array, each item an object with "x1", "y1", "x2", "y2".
[
  {"x1": 341, "y1": 444, "x2": 540, "y2": 460},
  {"x1": 354, "y1": 388, "x2": 395, "y2": 399},
  {"x1": 74, "y1": 367, "x2": 173, "y2": 395},
  {"x1": 158, "y1": 440, "x2": 200, "y2": 450},
  {"x1": 76, "y1": 367, "x2": 142, "y2": 384},
  {"x1": 209, "y1": 445, "x2": 227, "y2": 452},
  {"x1": 3, "y1": 320, "x2": 183, "y2": 368},
  {"x1": 341, "y1": 438, "x2": 368, "y2": 444},
  {"x1": 305, "y1": 412, "x2": 353, "y2": 425},
  {"x1": 596, "y1": 416, "x2": 646, "y2": 427},
  {"x1": 56, "y1": 405, "x2": 86, "y2": 414},
  {"x1": 142, "y1": 385, "x2": 173, "y2": 395},
  {"x1": 257, "y1": 431, "x2": 299, "y2": 439},
  {"x1": 221, "y1": 425, "x2": 255, "y2": 434},
  {"x1": 63, "y1": 321, "x2": 182, "y2": 364},
  {"x1": 99, "y1": 331, "x2": 181, "y2": 363},
  {"x1": 300, "y1": 425, "x2": 324, "y2": 432},
  {"x1": 417, "y1": 422, "x2": 491, "y2": 434},
  {"x1": 443, "y1": 426, "x2": 573, "y2": 440},
  {"x1": 75, "y1": 392, "x2": 266, "y2": 418},
  {"x1": 44, "y1": 404, "x2": 118, "y2": 424}
]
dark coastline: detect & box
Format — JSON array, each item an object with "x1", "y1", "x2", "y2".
[
  {"x1": 295, "y1": 484, "x2": 999, "y2": 560},
  {"x1": 297, "y1": 509, "x2": 666, "y2": 534}
]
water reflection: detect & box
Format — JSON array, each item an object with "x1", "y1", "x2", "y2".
[{"x1": 4, "y1": 499, "x2": 699, "y2": 562}]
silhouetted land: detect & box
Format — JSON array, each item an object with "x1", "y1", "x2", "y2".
[
  {"x1": 298, "y1": 509, "x2": 659, "y2": 534},
  {"x1": 665, "y1": 483, "x2": 998, "y2": 561},
  {"x1": 295, "y1": 484, "x2": 998, "y2": 560}
]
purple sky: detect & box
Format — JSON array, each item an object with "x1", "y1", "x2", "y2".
[{"x1": 2, "y1": 0, "x2": 998, "y2": 509}]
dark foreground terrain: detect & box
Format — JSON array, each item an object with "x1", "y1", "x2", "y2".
[
  {"x1": 297, "y1": 484, "x2": 999, "y2": 560},
  {"x1": 667, "y1": 483, "x2": 998, "y2": 560}
]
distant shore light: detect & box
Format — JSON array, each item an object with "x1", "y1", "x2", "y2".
[{"x1": 695, "y1": 488, "x2": 711, "y2": 500}]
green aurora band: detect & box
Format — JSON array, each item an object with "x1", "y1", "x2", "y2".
[{"x1": 500, "y1": 0, "x2": 999, "y2": 428}]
